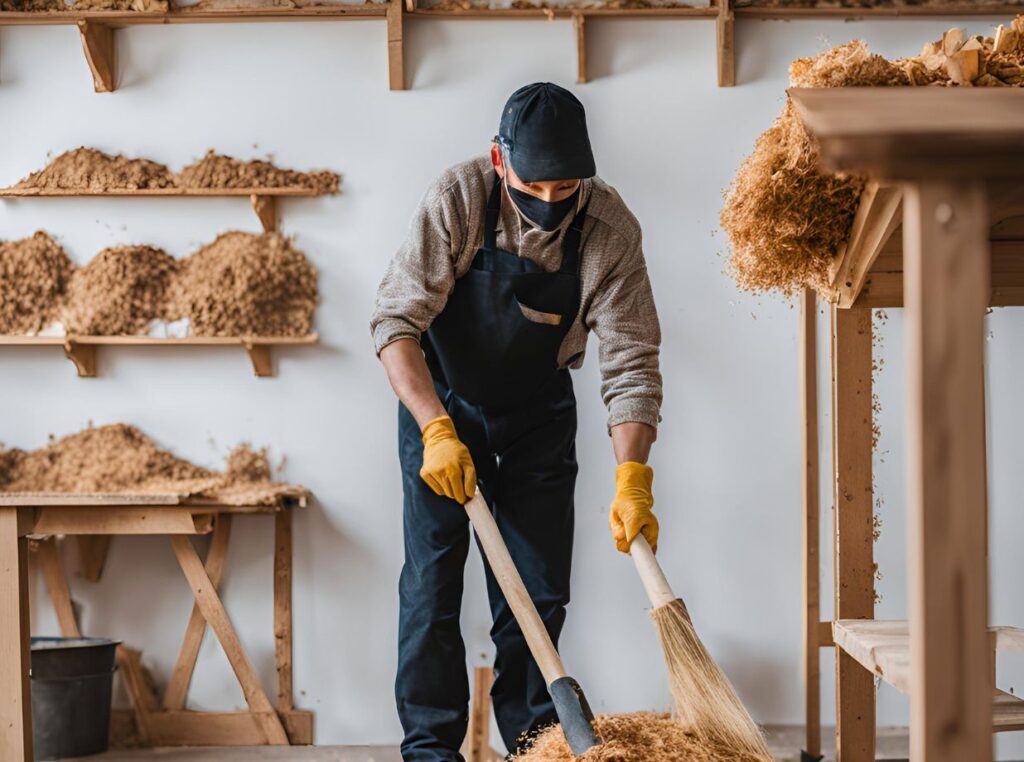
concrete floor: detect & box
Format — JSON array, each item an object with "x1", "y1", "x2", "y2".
[{"x1": 66, "y1": 727, "x2": 912, "y2": 761}]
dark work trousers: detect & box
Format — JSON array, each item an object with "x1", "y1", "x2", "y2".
[{"x1": 395, "y1": 372, "x2": 578, "y2": 762}]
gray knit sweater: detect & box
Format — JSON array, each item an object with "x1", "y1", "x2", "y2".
[{"x1": 371, "y1": 156, "x2": 662, "y2": 429}]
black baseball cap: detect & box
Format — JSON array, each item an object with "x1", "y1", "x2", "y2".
[{"x1": 496, "y1": 82, "x2": 596, "y2": 183}]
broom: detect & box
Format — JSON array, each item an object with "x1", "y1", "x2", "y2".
[{"x1": 630, "y1": 535, "x2": 772, "y2": 760}]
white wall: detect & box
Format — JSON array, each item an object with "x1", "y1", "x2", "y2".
[{"x1": 3, "y1": 13, "x2": 1023, "y2": 757}]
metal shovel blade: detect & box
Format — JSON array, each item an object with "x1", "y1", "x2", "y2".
[{"x1": 549, "y1": 675, "x2": 601, "y2": 755}]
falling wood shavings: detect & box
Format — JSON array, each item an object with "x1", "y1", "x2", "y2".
[
  {"x1": 60, "y1": 245, "x2": 178, "y2": 335},
  {"x1": 514, "y1": 713, "x2": 768, "y2": 762},
  {"x1": 0, "y1": 423, "x2": 300, "y2": 506},
  {"x1": 721, "y1": 17, "x2": 1024, "y2": 297},
  {"x1": 0, "y1": 232, "x2": 74, "y2": 335},
  {"x1": 171, "y1": 231, "x2": 318, "y2": 337},
  {"x1": 10, "y1": 148, "x2": 340, "y2": 194}
]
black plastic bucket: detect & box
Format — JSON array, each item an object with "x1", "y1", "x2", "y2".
[{"x1": 30, "y1": 637, "x2": 120, "y2": 761}]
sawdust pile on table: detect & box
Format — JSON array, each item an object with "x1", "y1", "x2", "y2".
[
  {"x1": 0, "y1": 423, "x2": 299, "y2": 506},
  {"x1": 14, "y1": 148, "x2": 175, "y2": 190},
  {"x1": 514, "y1": 713, "x2": 768, "y2": 762},
  {"x1": 720, "y1": 16, "x2": 1024, "y2": 297},
  {"x1": 0, "y1": 232, "x2": 74, "y2": 334},
  {"x1": 11, "y1": 147, "x2": 339, "y2": 194},
  {"x1": 60, "y1": 245, "x2": 178, "y2": 335},
  {"x1": 177, "y1": 150, "x2": 340, "y2": 193},
  {"x1": 172, "y1": 231, "x2": 318, "y2": 336}
]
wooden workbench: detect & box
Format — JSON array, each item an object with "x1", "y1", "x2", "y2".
[
  {"x1": 791, "y1": 87, "x2": 1024, "y2": 762},
  {"x1": 0, "y1": 490, "x2": 311, "y2": 761}
]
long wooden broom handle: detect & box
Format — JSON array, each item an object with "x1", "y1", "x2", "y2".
[
  {"x1": 464, "y1": 493, "x2": 568, "y2": 685},
  {"x1": 630, "y1": 534, "x2": 677, "y2": 609}
]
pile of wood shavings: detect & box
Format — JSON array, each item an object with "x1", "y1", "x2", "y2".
[
  {"x1": 0, "y1": 231, "x2": 317, "y2": 337},
  {"x1": 14, "y1": 148, "x2": 175, "y2": 190},
  {"x1": 0, "y1": 232, "x2": 74, "y2": 334},
  {"x1": 514, "y1": 713, "x2": 767, "y2": 762},
  {"x1": 11, "y1": 148, "x2": 339, "y2": 194},
  {"x1": 177, "y1": 150, "x2": 340, "y2": 193},
  {"x1": 425, "y1": 0, "x2": 687, "y2": 9},
  {"x1": 735, "y1": 0, "x2": 1020, "y2": 7},
  {"x1": 60, "y1": 245, "x2": 178, "y2": 335},
  {"x1": 0, "y1": 424, "x2": 300, "y2": 506},
  {"x1": 172, "y1": 231, "x2": 318, "y2": 337},
  {"x1": 720, "y1": 16, "x2": 1024, "y2": 297},
  {"x1": 0, "y1": 0, "x2": 167, "y2": 11}
]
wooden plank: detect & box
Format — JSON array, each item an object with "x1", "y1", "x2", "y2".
[
  {"x1": 78, "y1": 20, "x2": 116, "y2": 92},
  {"x1": 110, "y1": 708, "x2": 313, "y2": 746},
  {"x1": 37, "y1": 537, "x2": 81, "y2": 638},
  {"x1": 735, "y1": 3, "x2": 1024, "y2": 17},
  {"x1": 832, "y1": 182, "x2": 902, "y2": 308},
  {"x1": 117, "y1": 645, "x2": 159, "y2": 744},
  {"x1": 0, "y1": 186, "x2": 322, "y2": 197},
  {"x1": 164, "y1": 514, "x2": 233, "y2": 711},
  {"x1": 0, "y1": 493, "x2": 181, "y2": 506},
  {"x1": 0, "y1": 6, "x2": 386, "y2": 24},
  {"x1": 0, "y1": 334, "x2": 319, "y2": 346},
  {"x1": 75, "y1": 535, "x2": 112, "y2": 582},
  {"x1": 170, "y1": 535, "x2": 289, "y2": 744},
  {"x1": 386, "y1": 0, "x2": 404, "y2": 91},
  {"x1": 0, "y1": 508, "x2": 33, "y2": 762},
  {"x1": 33, "y1": 507, "x2": 213, "y2": 535},
  {"x1": 408, "y1": 5, "x2": 716, "y2": 17},
  {"x1": 799, "y1": 288, "x2": 822, "y2": 759},
  {"x1": 830, "y1": 304, "x2": 875, "y2": 762},
  {"x1": 789, "y1": 88, "x2": 1024, "y2": 180},
  {"x1": 274, "y1": 510, "x2": 294, "y2": 712},
  {"x1": 463, "y1": 666, "x2": 493, "y2": 762},
  {"x1": 716, "y1": 0, "x2": 734, "y2": 87},
  {"x1": 573, "y1": 13, "x2": 587, "y2": 85},
  {"x1": 904, "y1": 179, "x2": 991, "y2": 762}
]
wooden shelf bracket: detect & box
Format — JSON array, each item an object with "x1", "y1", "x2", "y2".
[
  {"x1": 77, "y1": 20, "x2": 116, "y2": 93},
  {"x1": 574, "y1": 13, "x2": 587, "y2": 84},
  {"x1": 250, "y1": 194, "x2": 278, "y2": 232},
  {"x1": 387, "y1": 0, "x2": 405, "y2": 91},
  {"x1": 716, "y1": 0, "x2": 735, "y2": 87},
  {"x1": 243, "y1": 340, "x2": 274, "y2": 377},
  {"x1": 62, "y1": 339, "x2": 97, "y2": 377}
]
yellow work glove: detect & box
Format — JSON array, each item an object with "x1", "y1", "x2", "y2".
[
  {"x1": 609, "y1": 462, "x2": 658, "y2": 554},
  {"x1": 420, "y1": 415, "x2": 477, "y2": 504}
]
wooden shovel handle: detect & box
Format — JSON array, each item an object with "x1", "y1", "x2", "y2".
[
  {"x1": 464, "y1": 493, "x2": 568, "y2": 685},
  {"x1": 630, "y1": 534, "x2": 677, "y2": 609}
]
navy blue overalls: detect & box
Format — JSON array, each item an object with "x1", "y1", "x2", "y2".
[{"x1": 396, "y1": 172, "x2": 588, "y2": 761}]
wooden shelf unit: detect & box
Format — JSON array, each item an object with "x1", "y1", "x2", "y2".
[
  {"x1": 793, "y1": 88, "x2": 1024, "y2": 762},
  {"x1": 3, "y1": 1, "x2": 1020, "y2": 89},
  {"x1": 0, "y1": 334, "x2": 319, "y2": 377},
  {"x1": 833, "y1": 620, "x2": 1024, "y2": 732},
  {"x1": 0, "y1": 491, "x2": 311, "y2": 753},
  {"x1": 0, "y1": 186, "x2": 331, "y2": 232}
]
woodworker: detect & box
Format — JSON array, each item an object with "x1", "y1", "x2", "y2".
[{"x1": 371, "y1": 82, "x2": 663, "y2": 762}]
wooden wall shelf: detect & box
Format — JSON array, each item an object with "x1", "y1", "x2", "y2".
[
  {"x1": 0, "y1": 335, "x2": 319, "y2": 377},
  {"x1": 1, "y1": 1, "x2": 1018, "y2": 89},
  {"x1": 0, "y1": 186, "x2": 327, "y2": 232}
]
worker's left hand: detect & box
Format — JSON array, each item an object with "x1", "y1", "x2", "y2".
[{"x1": 608, "y1": 462, "x2": 658, "y2": 554}]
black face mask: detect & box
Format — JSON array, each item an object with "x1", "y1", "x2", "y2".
[{"x1": 507, "y1": 183, "x2": 580, "y2": 232}]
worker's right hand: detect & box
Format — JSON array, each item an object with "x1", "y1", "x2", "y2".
[{"x1": 420, "y1": 415, "x2": 477, "y2": 504}]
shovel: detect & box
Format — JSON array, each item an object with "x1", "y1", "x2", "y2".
[{"x1": 464, "y1": 492, "x2": 602, "y2": 756}]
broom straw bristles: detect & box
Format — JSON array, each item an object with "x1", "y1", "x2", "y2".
[{"x1": 650, "y1": 599, "x2": 772, "y2": 761}]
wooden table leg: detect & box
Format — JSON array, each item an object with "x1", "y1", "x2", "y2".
[
  {"x1": 274, "y1": 509, "x2": 294, "y2": 714},
  {"x1": 831, "y1": 304, "x2": 876, "y2": 762},
  {"x1": 0, "y1": 507, "x2": 33, "y2": 762},
  {"x1": 800, "y1": 288, "x2": 823, "y2": 760},
  {"x1": 903, "y1": 180, "x2": 991, "y2": 762}
]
